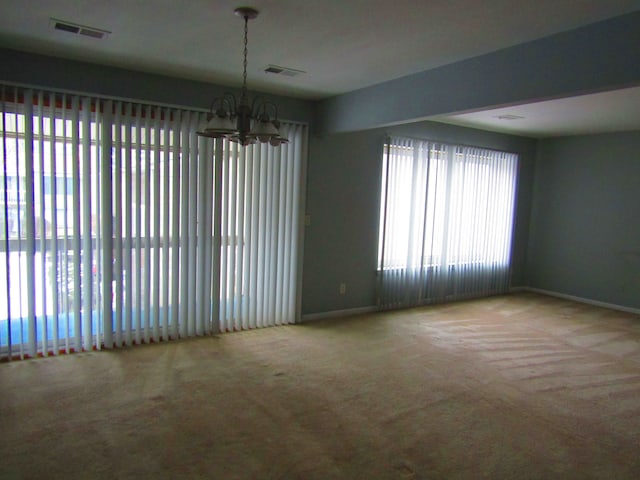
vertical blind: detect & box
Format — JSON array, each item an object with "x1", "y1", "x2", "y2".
[
  {"x1": 378, "y1": 136, "x2": 518, "y2": 309},
  {"x1": 0, "y1": 85, "x2": 306, "y2": 360},
  {"x1": 216, "y1": 124, "x2": 305, "y2": 332}
]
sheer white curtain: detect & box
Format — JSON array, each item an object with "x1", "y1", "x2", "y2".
[
  {"x1": 378, "y1": 136, "x2": 518, "y2": 309},
  {"x1": 0, "y1": 85, "x2": 307, "y2": 360}
]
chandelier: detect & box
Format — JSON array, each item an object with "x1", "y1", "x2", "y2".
[{"x1": 196, "y1": 7, "x2": 288, "y2": 147}]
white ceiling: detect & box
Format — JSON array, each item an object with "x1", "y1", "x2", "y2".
[
  {"x1": 1, "y1": 0, "x2": 640, "y2": 136},
  {"x1": 431, "y1": 86, "x2": 640, "y2": 138}
]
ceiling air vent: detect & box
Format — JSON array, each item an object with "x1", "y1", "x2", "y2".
[
  {"x1": 264, "y1": 64, "x2": 305, "y2": 78},
  {"x1": 495, "y1": 114, "x2": 525, "y2": 120},
  {"x1": 51, "y1": 18, "x2": 111, "y2": 39}
]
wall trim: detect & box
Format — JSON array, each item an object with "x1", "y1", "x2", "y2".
[
  {"x1": 300, "y1": 305, "x2": 378, "y2": 323},
  {"x1": 514, "y1": 287, "x2": 640, "y2": 315}
]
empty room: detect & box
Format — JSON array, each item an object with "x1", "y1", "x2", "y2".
[{"x1": 1, "y1": 1, "x2": 640, "y2": 478}]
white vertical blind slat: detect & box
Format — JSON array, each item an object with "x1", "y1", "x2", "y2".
[
  {"x1": 178, "y1": 111, "x2": 190, "y2": 339},
  {"x1": 35, "y1": 92, "x2": 48, "y2": 356},
  {"x1": 255, "y1": 145, "x2": 267, "y2": 328},
  {"x1": 113, "y1": 101, "x2": 123, "y2": 347},
  {"x1": 227, "y1": 141, "x2": 237, "y2": 330},
  {"x1": 235, "y1": 145, "x2": 246, "y2": 330},
  {"x1": 60, "y1": 94, "x2": 70, "y2": 354},
  {"x1": 186, "y1": 113, "x2": 199, "y2": 336},
  {"x1": 170, "y1": 111, "x2": 181, "y2": 340},
  {"x1": 94, "y1": 101, "x2": 103, "y2": 351},
  {"x1": 210, "y1": 138, "x2": 223, "y2": 334},
  {"x1": 195, "y1": 133, "x2": 206, "y2": 335},
  {"x1": 123, "y1": 102, "x2": 134, "y2": 346},
  {"x1": 240, "y1": 145, "x2": 252, "y2": 330},
  {"x1": 248, "y1": 144, "x2": 260, "y2": 329},
  {"x1": 142, "y1": 107, "x2": 152, "y2": 343},
  {"x1": 80, "y1": 97, "x2": 93, "y2": 351},
  {"x1": 1, "y1": 87, "x2": 12, "y2": 357},
  {"x1": 201, "y1": 133, "x2": 214, "y2": 333},
  {"x1": 161, "y1": 109, "x2": 171, "y2": 339},
  {"x1": 49, "y1": 95, "x2": 60, "y2": 355},
  {"x1": 24, "y1": 92, "x2": 37, "y2": 357},
  {"x1": 152, "y1": 107, "x2": 162, "y2": 342},
  {"x1": 70, "y1": 97, "x2": 81, "y2": 352},
  {"x1": 219, "y1": 141, "x2": 229, "y2": 331},
  {"x1": 267, "y1": 145, "x2": 278, "y2": 325},
  {"x1": 102, "y1": 100, "x2": 114, "y2": 348},
  {"x1": 134, "y1": 104, "x2": 143, "y2": 344}
]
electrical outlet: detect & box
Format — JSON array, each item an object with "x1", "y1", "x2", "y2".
[
  {"x1": 304, "y1": 214, "x2": 311, "y2": 226},
  {"x1": 339, "y1": 283, "x2": 346, "y2": 294}
]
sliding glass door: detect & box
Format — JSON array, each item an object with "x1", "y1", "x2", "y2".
[{"x1": 0, "y1": 86, "x2": 307, "y2": 360}]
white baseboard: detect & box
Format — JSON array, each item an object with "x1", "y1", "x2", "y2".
[
  {"x1": 515, "y1": 287, "x2": 640, "y2": 315},
  {"x1": 509, "y1": 286, "x2": 527, "y2": 293},
  {"x1": 300, "y1": 305, "x2": 378, "y2": 323},
  {"x1": 301, "y1": 289, "x2": 640, "y2": 323}
]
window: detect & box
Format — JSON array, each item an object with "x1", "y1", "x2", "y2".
[
  {"x1": 1, "y1": 86, "x2": 306, "y2": 360},
  {"x1": 377, "y1": 136, "x2": 518, "y2": 308}
]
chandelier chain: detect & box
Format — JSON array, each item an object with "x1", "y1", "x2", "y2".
[{"x1": 242, "y1": 15, "x2": 248, "y2": 96}]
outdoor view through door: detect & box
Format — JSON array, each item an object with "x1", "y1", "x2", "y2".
[
  {"x1": 0, "y1": 85, "x2": 306, "y2": 360},
  {"x1": 377, "y1": 136, "x2": 518, "y2": 309}
]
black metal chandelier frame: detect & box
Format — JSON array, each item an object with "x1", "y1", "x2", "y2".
[{"x1": 196, "y1": 7, "x2": 288, "y2": 147}]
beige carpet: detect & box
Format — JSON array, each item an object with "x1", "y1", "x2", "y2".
[{"x1": 2, "y1": 292, "x2": 640, "y2": 479}]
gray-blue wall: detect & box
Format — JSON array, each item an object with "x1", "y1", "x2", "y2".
[{"x1": 527, "y1": 132, "x2": 640, "y2": 310}]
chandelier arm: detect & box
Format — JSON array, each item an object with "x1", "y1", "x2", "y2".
[
  {"x1": 208, "y1": 97, "x2": 223, "y2": 114},
  {"x1": 222, "y1": 96, "x2": 232, "y2": 112},
  {"x1": 251, "y1": 95, "x2": 266, "y2": 117},
  {"x1": 208, "y1": 96, "x2": 230, "y2": 114},
  {"x1": 261, "y1": 100, "x2": 279, "y2": 119},
  {"x1": 222, "y1": 92, "x2": 238, "y2": 115}
]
